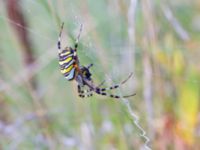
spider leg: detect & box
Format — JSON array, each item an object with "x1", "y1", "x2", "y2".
[
  {"x1": 97, "y1": 80, "x2": 106, "y2": 87},
  {"x1": 58, "y1": 22, "x2": 64, "y2": 50},
  {"x1": 74, "y1": 23, "x2": 83, "y2": 51},
  {"x1": 87, "y1": 64, "x2": 93, "y2": 69},
  {"x1": 82, "y1": 73, "x2": 136, "y2": 99},
  {"x1": 95, "y1": 89, "x2": 136, "y2": 99},
  {"x1": 98, "y1": 72, "x2": 133, "y2": 92},
  {"x1": 79, "y1": 93, "x2": 93, "y2": 98},
  {"x1": 94, "y1": 73, "x2": 135, "y2": 98},
  {"x1": 77, "y1": 85, "x2": 93, "y2": 98}
]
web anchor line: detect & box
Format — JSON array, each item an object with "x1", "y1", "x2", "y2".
[{"x1": 121, "y1": 98, "x2": 151, "y2": 150}]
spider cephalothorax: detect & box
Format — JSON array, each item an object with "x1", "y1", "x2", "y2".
[
  {"x1": 79, "y1": 64, "x2": 93, "y2": 81},
  {"x1": 57, "y1": 22, "x2": 135, "y2": 99},
  {"x1": 75, "y1": 64, "x2": 93, "y2": 88}
]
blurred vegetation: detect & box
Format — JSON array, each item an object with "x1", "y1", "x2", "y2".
[{"x1": 0, "y1": 0, "x2": 200, "y2": 149}]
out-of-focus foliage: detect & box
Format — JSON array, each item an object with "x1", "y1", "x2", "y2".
[
  {"x1": 0, "y1": 0, "x2": 199, "y2": 149},
  {"x1": 176, "y1": 71, "x2": 199, "y2": 145}
]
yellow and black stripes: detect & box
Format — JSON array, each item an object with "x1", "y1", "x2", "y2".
[{"x1": 59, "y1": 48, "x2": 76, "y2": 80}]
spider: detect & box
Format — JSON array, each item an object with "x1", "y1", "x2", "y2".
[{"x1": 57, "y1": 22, "x2": 136, "y2": 99}]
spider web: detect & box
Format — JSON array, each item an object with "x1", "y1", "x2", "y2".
[{"x1": 0, "y1": 0, "x2": 199, "y2": 149}]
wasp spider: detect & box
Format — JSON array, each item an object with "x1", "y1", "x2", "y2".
[{"x1": 57, "y1": 23, "x2": 136, "y2": 99}]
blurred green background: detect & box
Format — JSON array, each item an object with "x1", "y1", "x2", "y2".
[{"x1": 0, "y1": 0, "x2": 200, "y2": 149}]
